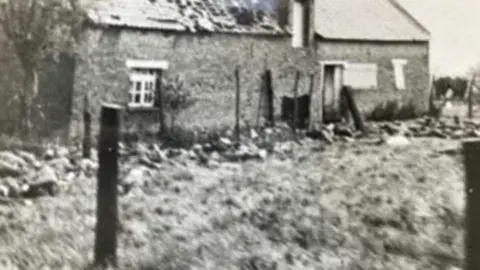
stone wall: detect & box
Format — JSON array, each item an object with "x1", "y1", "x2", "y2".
[
  {"x1": 70, "y1": 27, "x2": 429, "y2": 138},
  {"x1": 70, "y1": 28, "x2": 316, "y2": 138},
  {"x1": 317, "y1": 39, "x2": 430, "y2": 116}
]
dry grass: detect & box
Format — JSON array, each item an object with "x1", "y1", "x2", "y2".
[{"x1": 0, "y1": 138, "x2": 465, "y2": 269}]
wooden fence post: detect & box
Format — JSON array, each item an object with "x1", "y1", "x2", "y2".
[
  {"x1": 292, "y1": 71, "x2": 301, "y2": 141},
  {"x1": 463, "y1": 138, "x2": 480, "y2": 270},
  {"x1": 235, "y1": 66, "x2": 241, "y2": 142},
  {"x1": 265, "y1": 69, "x2": 275, "y2": 127},
  {"x1": 156, "y1": 70, "x2": 166, "y2": 136},
  {"x1": 468, "y1": 75, "x2": 475, "y2": 119},
  {"x1": 94, "y1": 103, "x2": 122, "y2": 268},
  {"x1": 428, "y1": 75, "x2": 436, "y2": 117},
  {"x1": 341, "y1": 86, "x2": 366, "y2": 135},
  {"x1": 82, "y1": 94, "x2": 92, "y2": 159},
  {"x1": 256, "y1": 72, "x2": 265, "y2": 128}
]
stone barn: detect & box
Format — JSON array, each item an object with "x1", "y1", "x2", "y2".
[{"x1": 63, "y1": 0, "x2": 430, "y2": 139}]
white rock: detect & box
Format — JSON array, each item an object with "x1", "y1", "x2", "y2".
[
  {"x1": 56, "y1": 147, "x2": 70, "y2": 157},
  {"x1": 211, "y1": 151, "x2": 222, "y2": 161},
  {"x1": 0, "y1": 185, "x2": 9, "y2": 197},
  {"x1": 44, "y1": 148, "x2": 55, "y2": 160},
  {"x1": 250, "y1": 129, "x2": 259, "y2": 139},
  {"x1": 0, "y1": 151, "x2": 28, "y2": 169},
  {"x1": 384, "y1": 135, "x2": 410, "y2": 147},
  {"x1": 65, "y1": 172, "x2": 76, "y2": 182},
  {"x1": 219, "y1": 137, "x2": 233, "y2": 147},
  {"x1": 192, "y1": 144, "x2": 203, "y2": 152},
  {"x1": 123, "y1": 166, "x2": 151, "y2": 188},
  {"x1": 258, "y1": 149, "x2": 268, "y2": 160},
  {"x1": 34, "y1": 165, "x2": 58, "y2": 184}
]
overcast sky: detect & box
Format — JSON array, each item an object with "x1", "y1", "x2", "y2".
[{"x1": 398, "y1": 0, "x2": 480, "y2": 77}]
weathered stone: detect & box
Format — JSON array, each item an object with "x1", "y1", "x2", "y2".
[
  {"x1": 56, "y1": 147, "x2": 70, "y2": 158},
  {"x1": 429, "y1": 129, "x2": 448, "y2": 139},
  {"x1": 34, "y1": 165, "x2": 59, "y2": 184},
  {"x1": 451, "y1": 130, "x2": 465, "y2": 139},
  {"x1": 80, "y1": 158, "x2": 97, "y2": 173},
  {"x1": 150, "y1": 144, "x2": 167, "y2": 163},
  {"x1": 250, "y1": 129, "x2": 259, "y2": 140},
  {"x1": 0, "y1": 160, "x2": 22, "y2": 178},
  {"x1": 334, "y1": 125, "x2": 354, "y2": 137},
  {"x1": 48, "y1": 157, "x2": 75, "y2": 174},
  {"x1": 23, "y1": 181, "x2": 60, "y2": 198},
  {"x1": 0, "y1": 151, "x2": 28, "y2": 169},
  {"x1": 211, "y1": 151, "x2": 222, "y2": 161},
  {"x1": 384, "y1": 135, "x2": 410, "y2": 147},
  {"x1": 122, "y1": 166, "x2": 151, "y2": 194},
  {"x1": 44, "y1": 148, "x2": 55, "y2": 160},
  {"x1": 0, "y1": 185, "x2": 9, "y2": 197},
  {"x1": 16, "y1": 151, "x2": 41, "y2": 169},
  {"x1": 258, "y1": 149, "x2": 268, "y2": 160}
]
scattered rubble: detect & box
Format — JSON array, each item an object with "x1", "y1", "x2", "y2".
[{"x1": 0, "y1": 116, "x2": 475, "y2": 200}]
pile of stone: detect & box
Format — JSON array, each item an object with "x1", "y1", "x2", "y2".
[
  {"x1": 305, "y1": 116, "x2": 480, "y2": 143},
  {"x1": 372, "y1": 116, "x2": 480, "y2": 139},
  {"x1": 0, "y1": 146, "x2": 84, "y2": 200}
]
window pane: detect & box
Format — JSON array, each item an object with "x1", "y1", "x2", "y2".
[
  {"x1": 136, "y1": 82, "x2": 142, "y2": 91},
  {"x1": 135, "y1": 94, "x2": 141, "y2": 103}
]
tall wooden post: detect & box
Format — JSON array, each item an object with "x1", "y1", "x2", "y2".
[
  {"x1": 428, "y1": 75, "x2": 436, "y2": 117},
  {"x1": 256, "y1": 72, "x2": 265, "y2": 128},
  {"x1": 292, "y1": 71, "x2": 301, "y2": 140},
  {"x1": 94, "y1": 103, "x2": 122, "y2": 268},
  {"x1": 468, "y1": 75, "x2": 475, "y2": 119},
  {"x1": 156, "y1": 70, "x2": 166, "y2": 136},
  {"x1": 463, "y1": 139, "x2": 480, "y2": 270},
  {"x1": 82, "y1": 94, "x2": 92, "y2": 159},
  {"x1": 265, "y1": 69, "x2": 275, "y2": 127},
  {"x1": 235, "y1": 66, "x2": 241, "y2": 142}
]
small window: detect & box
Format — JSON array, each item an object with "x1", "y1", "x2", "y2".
[
  {"x1": 392, "y1": 59, "x2": 408, "y2": 90},
  {"x1": 126, "y1": 59, "x2": 169, "y2": 108},
  {"x1": 128, "y1": 72, "x2": 156, "y2": 108},
  {"x1": 292, "y1": 0, "x2": 311, "y2": 48},
  {"x1": 343, "y1": 63, "x2": 378, "y2": 89}
]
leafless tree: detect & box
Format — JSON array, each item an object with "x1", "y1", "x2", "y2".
[{"x1": 0, "y1": 0, "x2": 87, "y2": 139}]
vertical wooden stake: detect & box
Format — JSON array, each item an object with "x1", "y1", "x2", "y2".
[
  {"x1": 256, "y1": 72, "x2": 265, "y2": 129},
  {"x1": 94, "y1": 103, "x2": 121, "y2": 268},
  {"x1": 83, "y1": 94, "x2": 92, "y2": 159},
  {"x1": 265, "y1": 69, "x2": 275, "y2": 127},
  {"x1": 292, "y1": 71, "x2": 301, "y2": 141},
  {"x1": 463, "y1": 139, "x2": 480, "y2": 270},
  {"x1": 468, "y1": 75, "x2": 475, "y2": 119},
  {"x1": 235, "y1": 66, "x2": 241, "y2": 142},
  {"x1": 156, "y1": 70, "x2": 166, "y2": 136},
  {"x1": 428, "y1": 75, "x2": 436, "y2": 117},
  {"x1": 307, "y1": 73, "x2": 314, "y2": 128}
]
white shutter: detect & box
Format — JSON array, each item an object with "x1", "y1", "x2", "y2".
[
  {"x1": 344, "y1": 63, "x2": 378, "y2": 89},
  {"x1": 392, "y1": 59, "x2": 408, "y2": 90}
]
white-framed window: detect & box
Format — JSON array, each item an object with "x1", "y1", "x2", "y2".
[
  {"x1": 291, "y1": 0, "x2": 311, "y2": 48},
  {"x1": 125, "y1": 59, "x2": 169, "y2": 108},
  {"x1": 128, "y1": 72, "x2": 156, "y2": 108},
  {"x1": 392, "y1": 59, "x2": 408, "y2": 90},
  {"x1": 343, "y1": 63, "x2": 378, "y2": 89}
]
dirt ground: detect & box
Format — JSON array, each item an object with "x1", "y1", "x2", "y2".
[{"x1": 0, "y1": 135, "x2": 465, "y2": 270}]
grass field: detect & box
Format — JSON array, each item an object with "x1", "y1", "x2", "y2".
[{"x1": 0, "y1": 136, "x2": 465, "y2": 270}]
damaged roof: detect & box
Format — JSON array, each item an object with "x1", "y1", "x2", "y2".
[
  {"x1": 87, "y1": 0, "x2": 284, "y2": 34},
  {"x1": 86, "y1": 0, "x2": 430, "y2": 41},
  {"x1": 314, "y1": 0, "x2": 430, "y2": 41}
]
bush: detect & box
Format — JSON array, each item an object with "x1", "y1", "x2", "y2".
[{"x1": 366, "y1": 98, "x2": 425, "y2": 121}]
